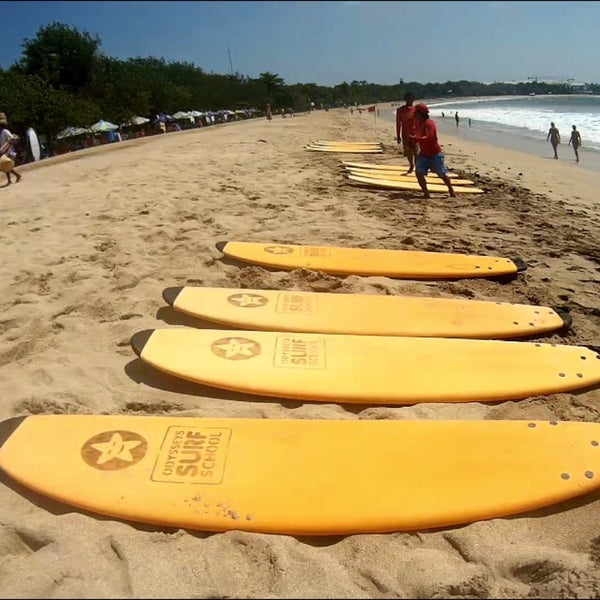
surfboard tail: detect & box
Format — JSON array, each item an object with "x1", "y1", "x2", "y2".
[
  {"x1": 551, "y1": 305, "x2": 573, "y2": 334},
  {"x1": 512, "y1": 258, "x2": 528, "y2": 272}
]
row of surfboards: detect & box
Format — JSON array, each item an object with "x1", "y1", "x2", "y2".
[
  {"x1": 1, "y1": 145, "x2": 599, "y2": 538},
  {"x1": 306, "y1": 140, "x2": 485, "y2": 193}
]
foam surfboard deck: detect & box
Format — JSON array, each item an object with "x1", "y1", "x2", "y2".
[
  {"x1": 215, "y1": 241, "x2": 527, "y2": 279},
  {"x1": 345, "y1": 168, "x2": 475, "y2": 186},
  {"x1": 162, "y1": 286, "x2": 571, "y2": 339},
  {"x1": 347, "y1": 173, "x2": 485, "y2": 194},
  {"x1": 306, "y1": 146, "x2": 383, "y2": 153},
  {"x1": 130, "y1": 328, "x2": 600, "y2": 404},
  {"x1": 3, "y1": 415, "x2": 600, "y2": 535}
]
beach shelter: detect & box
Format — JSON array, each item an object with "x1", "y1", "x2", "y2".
[
  {"x1": 153, "y1": 113, "x2": 176, "y2": 124},
  {"x1": 172, "y1": 111, "x2": 195, "y2": 125},
  {"x1": 121, "y1": 116, "x2": 150, "y2": 127},
  {"x1": 56, "y1": 126, "x2": 90, "y2": 139},
  {"x1": 90, "y1": 119, "x2": 119, "y2": 133}
]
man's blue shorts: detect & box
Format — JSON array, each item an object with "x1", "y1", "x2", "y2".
[{"x1": 416, "y1": 153, "x2": 447, "y2": 176}]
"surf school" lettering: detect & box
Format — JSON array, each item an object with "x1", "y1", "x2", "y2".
[
  {"x1": 153, "y1": 427, "x2": 230, "y2": 484},
  {"x1": 276, "y1": 293, "x2": 318, "y2": 315},
  {"x1": 274, "y1": 336, "x2": 326, "y2": 369}
]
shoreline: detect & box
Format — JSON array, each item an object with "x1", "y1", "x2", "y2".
[
  {"x1": 377, "y1": 105, "x2": 600, "y2": 173},
  {"x1": 1, "y1": 107, "x2": 600, "y2": 598}
]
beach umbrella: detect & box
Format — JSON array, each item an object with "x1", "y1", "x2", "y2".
[
  {"x1": 153, "y1": 113, "x2": 176, "y2": 124},
  {"x1": 121, "y1": 116, "x2": 150, "y2": 127},
  {"x1": 56, "y1": 126, "x2": 90, "y2": 139},
  {"x1": 90, "y1": 119, "x2": 119, "y2": 133}
]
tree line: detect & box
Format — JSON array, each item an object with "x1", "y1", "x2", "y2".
[{"x1": 0, "y1": 22, "x2": 595, "y2": 144}]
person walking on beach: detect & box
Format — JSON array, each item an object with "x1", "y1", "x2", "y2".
[
  {"x1": 409, "y1": 103, "x2": 455, "y2": 200},
  {"x1": 0, "y1": 114, "x2": 22, "y2": 185},
  {"x1": 547, "y1": 122, "x2": 560, "y2": 159},
  {"x1": 266, "y1": 102, "x2": 272, "y2": 121},
  {"x1": 455, "y1": 111, "x2": 460, "y2": 127},
  {"x1": 395, "y1": 91, "x2": 418, "y2": 174},
  {"x1": 569, "y1": 125, "x2": 582, "y2": 162}
]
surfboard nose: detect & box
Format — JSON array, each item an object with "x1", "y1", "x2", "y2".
[
  {"x1": 130, "y1": 330, "x2": 155, "y2": 357},
  {"x1": 162, "y1": 287, "x2": 183, "y2": 306}
]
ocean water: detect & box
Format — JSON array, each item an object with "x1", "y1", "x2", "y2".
[
  {"x1": 379, "y1": 94, "x2": 600, "y2": 170},
  {"x1": 426, "y1": 95, "x2": 600, "y2": 151}
]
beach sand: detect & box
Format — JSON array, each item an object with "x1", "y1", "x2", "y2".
[{"x1": 1, "y1": 106, "x2": 600, "y2": 598}]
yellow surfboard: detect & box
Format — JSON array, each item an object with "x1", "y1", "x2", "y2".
[
  {"x1": 341, "y1": 161, "x2": 461, "y2": 178},
  {"x1": 345, "y1": 168, "x2": 475, "y2": 186},
  {"x1": 306, "y1": 146, "x2": 383, "y2": 154},
  {"x1": 162, "y1": 286, "x2": 570, "y2": 339},
  {"x1": 130, "y1": 328, "x2": 600, "y2": 404},
  {"x1": 309, "y1": 142, "x2": 382, "y2": 148},
  {"x1": 215, "y1": 241, "x2": 527, "y2": 279},
  {"x1": 3, "y1": 415, "x2": 600, "y2": 535},
  {"x1": 342, "y1": 160, "x2": 417, "y2": 169},
  {"x1": 347, "y1": 173, "x2": 485, "y2": 194},
  {"x1": 314, "y1": 140, "x2": 381, "y2": 144}
]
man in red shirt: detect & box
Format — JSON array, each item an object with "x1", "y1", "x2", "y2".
[
  {"x1": 410, "y1": 103, "x2": 455, "y2": 199},
  {"x1": 395, "y1": 92, "x2": 418, "y2": 174}
]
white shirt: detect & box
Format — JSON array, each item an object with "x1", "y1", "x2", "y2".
[{"x1": 0, "y1": 128, "x2": 14, "y2": 148}]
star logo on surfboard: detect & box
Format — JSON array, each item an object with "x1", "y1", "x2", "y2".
[
  {"x1": 81, "y1": 431, "x2": 148, "y2": 470},
  {"x1": 211, "y1": 337, "x2": 261, "y2": 360},
  {"x1": 264, "y1": 245, "x2": 294, "y2": 254},
  {"x1": 227, "y1": 293, "x2": 268, "y2": 308}
]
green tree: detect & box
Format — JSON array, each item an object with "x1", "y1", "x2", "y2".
[
  {"x1": 258, "y1": 71, "x2": 285, "y2": 103},
  {"x1": 0, "y1": 70, "x2": 100, "y2": 140},
  {"x1": 19, "y1": 22, "x2": 101, "y2": 92}
]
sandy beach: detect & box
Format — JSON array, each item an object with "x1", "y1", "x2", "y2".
[{"x1": 1, "y1": 106, "x2": 600, "y2": 598}]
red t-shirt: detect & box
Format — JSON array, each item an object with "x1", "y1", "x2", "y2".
[
  {"x1": 396, "y1": 105, "x2": 417, "y2": 140},
  {"x1": 412, "y1": 118, "x2": 441, "y2": 157}
]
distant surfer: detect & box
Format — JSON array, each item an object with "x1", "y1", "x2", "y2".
[
  {"x1": 568, "y1": 125, "x2": 582, "y2": 162},
  {"x1": 547, "y1": 122, "x2": 560, "y2": 159},
  {"x1": 455, "y1": 112, "x2": 460, "y2": 127},
  {"x1": 0, "y1": 113, "x2": 22, "y2": 185},
  {"x1": 395, "y1": 92, "x2": 418, "y2": 174},
  {"x1": 409, "y1": 103, "x2": 455, "y2": 200}
]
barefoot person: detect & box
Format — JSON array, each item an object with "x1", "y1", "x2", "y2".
[
  {"x1": 409, "y1": 103, "x2": 455, "y2": 199},
  {"x1": 395, "y1": 91, "x2": 418, "y2": 174},
  {"x1": 0, "y1": 114, "x2": 22, "y2": 184},
  {"x1": 569, "y1": 125, "x2": 582, "y2": 162},
  {"x1": 547, "y1": 122, "x2": 560, "y2": 159}
]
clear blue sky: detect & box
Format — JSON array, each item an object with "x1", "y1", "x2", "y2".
[{"x1": 1, "y1": 1, "x2": 598, "y2": 86}]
